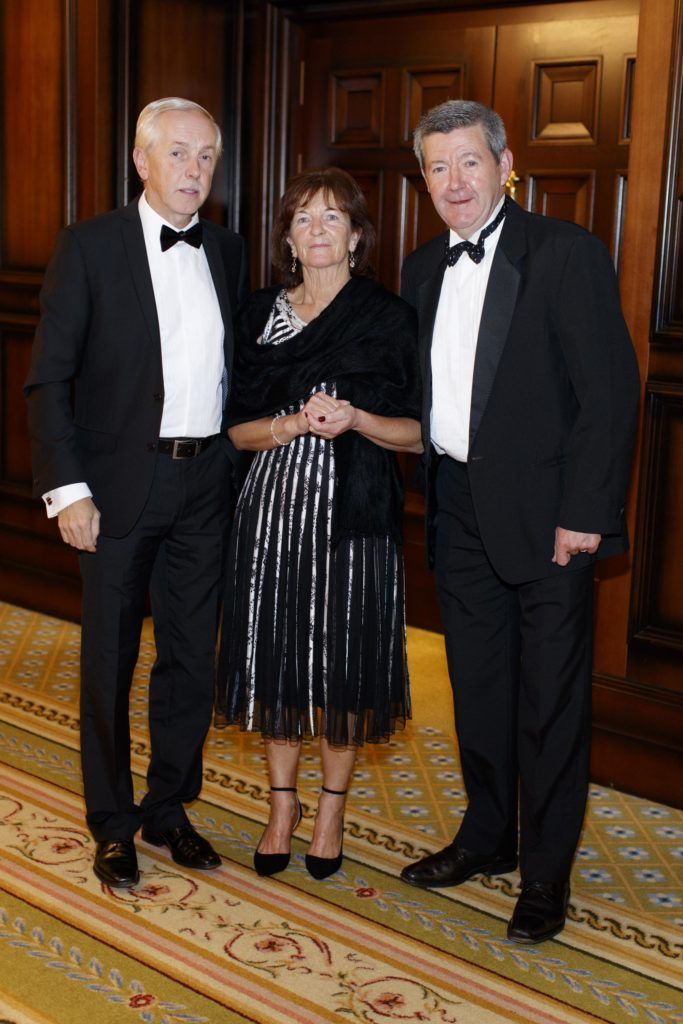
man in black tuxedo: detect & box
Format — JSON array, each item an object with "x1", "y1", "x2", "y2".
[
  {"x1": 25, "y1": 97, "x2": 248, "y2": 887},
  {"x1": 400, "y1": 100, "x2": 639, "y2": 943}
]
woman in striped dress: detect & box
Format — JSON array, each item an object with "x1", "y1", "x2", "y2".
[{"x1": 215, "y1": 168, "x2": 421, "y2": 880}]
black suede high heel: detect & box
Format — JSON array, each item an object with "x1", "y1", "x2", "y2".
[
  {"x1": 253, "y1": 786, "x2": 302, "y2": 877},
  {"x1": 305, "y1": 786, "x2": 347, "y2": 880}
]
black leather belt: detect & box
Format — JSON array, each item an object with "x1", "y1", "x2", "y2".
[{"x1": 157, "y1": 435, "x2": 219, "y2": 459}]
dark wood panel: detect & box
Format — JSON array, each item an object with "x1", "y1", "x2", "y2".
[
  {"x1": 130, "y1": 0, "x2": 240, "y2": 224},
  {"x1": 592, "y1": 674, "x2": 683, "y2": 806},
  {"x1": 531, "y1": 58, "x2": 601, "y2": 143},
  {"x1": 494, "y1": 14, "x2": 638, "y2": 250},
  {"x1": 527, "y1": 170, "x2": 595, "y2": 226},
  {"x1": 401, "y1": 65, "x2": 465, "y2": 145},
  {"x1": 329, "y1": 69, "x2": 386, "y2": 146},
  {"x1": 0, "y1": 0, "x2": 65, "y2": 268},
  {"x1": 630, "y1": 384, "x2": 683, "y2": 655},
  {"x1": 75, "y1": 0, "x2": 117, "y2": 220},
  {"x1": 1, "y1": 327, "x2": 34, "y2": 487}
]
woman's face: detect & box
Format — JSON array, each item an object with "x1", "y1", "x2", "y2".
[{"x1": 287, "y1": 190, "x2": 359, "y2": 273}]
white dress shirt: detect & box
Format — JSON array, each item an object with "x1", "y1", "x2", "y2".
[
  {"x1": 430, "y1": 196, "x2": 505, "y2": 463},
  {"x1": 43, "y1": 192, "x2": 225, "y2": 517}
]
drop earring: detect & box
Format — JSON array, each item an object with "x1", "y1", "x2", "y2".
[
  {"x1": 349, "y1": 250, "x2": 356, "y2": 269},
  {"x1": 290, "y1": 252, "x2": 298, "y2": 274}
]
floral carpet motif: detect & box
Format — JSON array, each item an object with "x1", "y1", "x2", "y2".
[{"x1": 0, "y1": 600, "x2": 681, "y2": 1024}]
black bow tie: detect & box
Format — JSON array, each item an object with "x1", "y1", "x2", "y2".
[
  {"x1": 160, "y1": 222, "x2": 203, "y2": 252},
  {"x1": 445, "y1": 197, "x2": 508, "y2": 267}
]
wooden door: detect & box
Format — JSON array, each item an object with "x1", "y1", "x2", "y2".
[{"x1": 494, "y1": 14, "x2": 638, "y2": 264}]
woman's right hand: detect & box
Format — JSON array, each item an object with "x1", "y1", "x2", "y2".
[{"x1": 292, "y1": 408, "x2": 310, "y2": 436}]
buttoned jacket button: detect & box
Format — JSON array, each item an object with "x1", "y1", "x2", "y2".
[{"x1": 146, "y1": 442, "x2": 156, "y2": 452}]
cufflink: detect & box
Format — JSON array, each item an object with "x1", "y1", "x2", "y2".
[{"x1": 46, "y1": 496, "x2": 53, "y2": 505}]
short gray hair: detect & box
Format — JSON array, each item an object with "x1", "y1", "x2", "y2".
[
  {"x1": 134, "y1": 97, "x2": 223, "y2": 159},
  {"x1": 413, "y1": 100, "x2": 507, "y2": 168}
]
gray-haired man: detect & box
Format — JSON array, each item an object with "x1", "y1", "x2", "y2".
[
  {"x1": 25, "y1": 98, "x2": 248, "y2": 886},
  {"x1": 400, "y1": 100, "x2": 639, "y2": 943}
]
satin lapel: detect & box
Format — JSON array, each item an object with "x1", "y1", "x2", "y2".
[
  {"x1": 417, "y1": 253, "x2": 448, "y2": 451},
  {"x1": 202, "y1": 224, "x2": 234, "y2": 364},
  {"x1": 120, "y1": 200, "x2": 160, "y2": 346},
  {"x1": 469, "y1": 208, "x2": 526, "y2": 446}
]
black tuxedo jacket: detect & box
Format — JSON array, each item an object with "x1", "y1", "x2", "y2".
[
  {"x1": 25, "y1": 198, "x2": 248, "y2": 538},
  {"x1": 401, "y1": 200, "x2": 640, "y2": 584}
]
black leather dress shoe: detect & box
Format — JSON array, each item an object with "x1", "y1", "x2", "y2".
[
  {"x1": 93, "y1": 839, "x2": 139, "y2": 887},
  {"x1": 141, "y1": 825, "x2": 221, "y2": 870},
  {"x1": 507, "y1": 881, "x2": 570, "y2": 944},
  {"x1": 400, "y1": 841, "x2": 517, "y2": 889}
]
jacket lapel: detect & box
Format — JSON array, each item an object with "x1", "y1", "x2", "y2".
[
  {"x1": 417, "y1": 240, "x2": 448, "y2": 453},
  {"x1": 202, "y1": 224, "x2": 234, "y2": 365},
  {"x1": 469, "y1": 202, "x2": 526, "y2": 446},
  {"x1": 120, "y1": 198, "x2": 161, "y2": 346}
]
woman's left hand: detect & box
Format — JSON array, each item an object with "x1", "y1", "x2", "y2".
[{"x1": 304, "y1": 392, "x2": 358, "y2": 438}]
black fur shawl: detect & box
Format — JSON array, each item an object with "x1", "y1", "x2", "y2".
[{"x1": 228, "y1": 276, "x2": 420, "y2": 544}]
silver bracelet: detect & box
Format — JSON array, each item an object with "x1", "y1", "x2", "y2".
[{"x1": 270, "y1": 415, "x2": 287, "y2": 447}]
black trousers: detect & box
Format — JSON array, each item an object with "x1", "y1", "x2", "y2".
[
  {"x1": 78, "y1": 442, "x2": 231, "y2": 841},
  {"x1": 435, "y1": 456, "x2": 593, "y2": 881}
]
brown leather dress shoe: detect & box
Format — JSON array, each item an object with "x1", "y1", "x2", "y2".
[
  {"x1": 93, "y1": 839, "x2": 139, "y2": 887},
  {"x1": 141, "y1": 825, "x2": 221, "y2": 870},
  {"x1": 507, "y1": 881, "x2": 570, "y2": 944},
  {"x1": 400, "y1": 841, "x2": 517, "y2": 889}
]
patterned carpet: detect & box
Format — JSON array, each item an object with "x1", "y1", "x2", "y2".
[{"x1": 0, "y1": 599, "x2": 681, "y2": 1024}]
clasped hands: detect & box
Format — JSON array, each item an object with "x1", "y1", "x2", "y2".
[{"x1": 298, "y1": 391, "x2": 359, "y2": 440}]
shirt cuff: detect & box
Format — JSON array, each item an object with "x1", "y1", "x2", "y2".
[{"x1": 43, "y1": 483, "x2": 93, "y2": 518}]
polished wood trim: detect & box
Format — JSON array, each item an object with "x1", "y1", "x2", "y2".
[
  {"x1": 592, "y1": 0, "x2": 679, "y2": 680},
  {"x1": 592, "y1": 672, "x2": 683, "y2": 806}
]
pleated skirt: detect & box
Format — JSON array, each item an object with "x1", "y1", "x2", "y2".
[{"x1": 215, "y1": 411, "x2": 411, "y2": 745}]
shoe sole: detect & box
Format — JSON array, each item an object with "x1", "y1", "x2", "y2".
[
  {"x1": 401, "y1": 859, "x2": 518, "y2": 889},
  {"x1": 141, "y1": 831, "x2": 221, "y2": 870}
]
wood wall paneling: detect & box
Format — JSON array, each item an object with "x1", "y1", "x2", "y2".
[
  {"x1": 531, "y1": 58, "x2": 601, "y2": 143},
  {"x1": 2, "y1": 326, "x2": 34, "y2": 487},
  {"x1": 1, "y1": 0, "x2": 65, "y2": 269},
  {"x1": 329, "y1": 70, "x2": 386, "y2": 147},
  {"x1": 494, "y1": 14, "x2": 638, "y2": 248},
  {"x1": 630, "y1": 385, "x2": 683, "y2": 656},
  {"x1": 401, "y1": 66, "x2": 465, "y2": 146},
  {"x1": 129, "y1": 0, "x2": 243, "y2": 226},
  {"x1": 526, "y1": 169, "x2": 595, "y2": 226}
]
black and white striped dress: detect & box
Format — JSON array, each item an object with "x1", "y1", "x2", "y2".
[{"x1": 215, "y1": 290, "x2": 411, "y2": 745}]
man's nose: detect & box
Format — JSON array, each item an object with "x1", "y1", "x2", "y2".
[
  {"x1": 448, "y1": 167, "x2": 463, "y2": 190},
  {"x1": 186, "y1": 158, "x2": 201, "y2": 178}
]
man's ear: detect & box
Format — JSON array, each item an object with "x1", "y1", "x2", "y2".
[
  {"x1": 132, "y1": 147, "x2": 149, "y2": 182},
  {"x1": 499, "y1": 149, "x2": 514, "y2": 186},
  {"x1": 421, "y1": 168, "x2": 430, "y2": 193}
]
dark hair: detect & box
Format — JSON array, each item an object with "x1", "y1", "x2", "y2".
[
  {"x1": 271, "y1": 167, "x2": 376, "y2": 287},
  {"x1": 414, "y1": 100, "x2": 507, "y2": 168}
]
